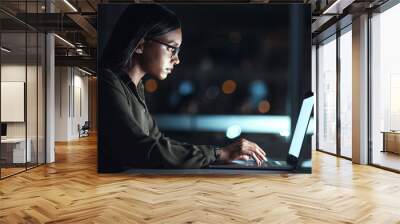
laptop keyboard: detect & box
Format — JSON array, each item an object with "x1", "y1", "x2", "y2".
[{"x1": 231, "y1": 159, "x2": 283, "y2": 167}]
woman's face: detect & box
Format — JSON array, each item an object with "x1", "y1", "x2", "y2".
[{"x1": 138, "y1": 28, "x2": 182, "y2": 80}]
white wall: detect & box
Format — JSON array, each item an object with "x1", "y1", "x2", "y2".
[
  {"x1": 1, "y1": 65, "x2": 26, "y2": 131},
  {"x1": 1, "y1": 64, "x2": 26, "y2": 81},
  {"x1": 55, "y1": 66, "x2": 69, "y2": 141},
  {"x1": 72, "y1": 73, "x2": 89, "y2": 138},
  {"x1": 1, "y1": 65, "x2": 40, "y2": 138},
  {"x1": 55, "y1": 67, "x2": 89, "y2": 141}
]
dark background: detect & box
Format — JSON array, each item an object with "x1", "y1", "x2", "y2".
[{"x1": 98, "y1": 4, "x2": 312, "y2": 172}]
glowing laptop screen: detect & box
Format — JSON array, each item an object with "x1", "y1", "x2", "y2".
[{"x1": 288, "y1": 96, "x2": 314, "y2": 158}]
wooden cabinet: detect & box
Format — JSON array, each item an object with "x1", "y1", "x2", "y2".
[{"x1": 382, "y1": 131, "x2": 400, "y2": 154}]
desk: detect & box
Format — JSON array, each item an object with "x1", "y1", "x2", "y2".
[
  {"x1": 382, "y1": 131, "x2": 400, "y2": 154},
  {"x1": 1, "y1": 138, "x2": 31, "y2": 163}
]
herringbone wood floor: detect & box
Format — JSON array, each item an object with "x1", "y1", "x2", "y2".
[{"x1": 1, "y1": 135, "x2": 400, "y2": 224}]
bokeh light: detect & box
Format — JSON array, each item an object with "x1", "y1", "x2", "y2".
[
  {"x1": 206, "y1": 86, "x2": 220, "y2": 99},
  {"x1": 258, "y1": 100, "x2": 271, "y2": 113},
  {"x1": 168, "y1": 93, "x2": 180, "y2": 107},
  {"x1": 222, "y1": 80, "x2": 237, "y2": 94},
  {"x1": 179, "y1": 81, "x2": 194, "y2": 96},
  {"x1": 145, "y1": 79, "x2": 158, "y2": 93},
  {"x1": 249, "y1": 80, "x2": 268, "y2": 107},
  {"x1": 250, "y1": 80, "x2": 267, "y2": 98}
]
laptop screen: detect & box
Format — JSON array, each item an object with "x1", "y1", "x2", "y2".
[
  {"x1": 288, "y1": 96, "x2": 314, "y2": 158},
  {"x1": 1, "y1": 123, "x2": 7, "y2": 137}
]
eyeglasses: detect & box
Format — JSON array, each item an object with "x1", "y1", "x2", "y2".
[{"x1": 147, "y1": 38, "x2": 180, "y2": 57}]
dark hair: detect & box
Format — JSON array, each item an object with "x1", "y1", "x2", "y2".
[{"x1": 101, "y1": 4, "x2": 181, "y2": 70}]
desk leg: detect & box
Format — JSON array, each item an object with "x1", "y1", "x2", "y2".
[{"x1": 382, "y1": 133, "x2": 386, "y2": 153}]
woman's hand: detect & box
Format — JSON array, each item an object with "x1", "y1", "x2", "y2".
[{"x1": 218, "y1": 138, "x2": 267, "y2": 166}]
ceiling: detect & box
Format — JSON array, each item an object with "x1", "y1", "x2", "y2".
[{"x1": 0, "y1": 0, "x2": 391, "y2": 73}]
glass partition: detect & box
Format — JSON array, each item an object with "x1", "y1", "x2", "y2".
[
  {"x1": 1, "y1": 31, "x2": 28, "y2": 177},
  {"x1": 370, "y1": 3, "x2": 400, "y2": 171},
  {"x1": 339, "y1": 27, "x2": 352, "y2": 158},
  {"x1": 317, "y1": 35, "x2": 337, "y2": 154},
  {"x1": 27, "y1": 30, "x2": 38, "y2": 169},
  {"x1": 0, "y1": 1, "x2": 46, "y2": 179},
  {"x1": 38, "y1": 32, "x2": 45, "y2": 165}
]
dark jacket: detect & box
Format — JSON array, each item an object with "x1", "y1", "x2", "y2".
[{"x1": 98, "y1": 68, "x2": 217, "y2": 172}]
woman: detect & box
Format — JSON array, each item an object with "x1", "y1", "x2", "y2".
[{"x1": 98, "y1": 4, "x2": 267, "y2": 172}]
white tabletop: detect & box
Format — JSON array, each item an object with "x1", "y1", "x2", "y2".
[{"x1": 1, "y1": 138, "x2": 27, "y2": 143}]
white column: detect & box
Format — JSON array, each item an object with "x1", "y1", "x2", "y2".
[
  {"x1": 352, "y1": 14, "x2": 369, "y2": 164},
  {"x1": 46, "y1": 0, "x2": 55, "y2": 163},
  {"x1": 46, "y1": 33, "x2": 55, "y2": 163}
]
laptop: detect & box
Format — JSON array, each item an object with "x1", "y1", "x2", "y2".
[
  {"x1": 208, "y1": 95, "x2": 314, "y2": 171},
  {"x1": 1, "y1": 123, "x2": 7, "y2": 140}
]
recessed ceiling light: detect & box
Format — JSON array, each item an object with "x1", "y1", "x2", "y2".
[
  {"x1": 77, "y1": 67, "x2": 92, "y2": 76},
  {"x1": 63, "y1": 0, "x2": 78, "y2": 12},
  {"x1": 1, "y1": 47, "x2": 11, "y2": 53},
  {"x1": 322, "y1": 0, "x2": 354, "y2": 15},
  {"x1": 54, "y1": 34, "x2": 75, "y2": 48}
]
